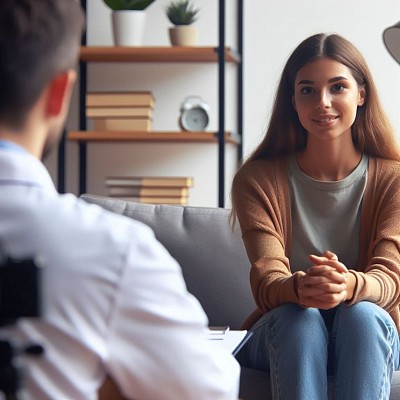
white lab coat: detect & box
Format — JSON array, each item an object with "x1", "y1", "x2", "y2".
[{"x1": 0, "y1": 148, "x2": 240, "y2": 400}]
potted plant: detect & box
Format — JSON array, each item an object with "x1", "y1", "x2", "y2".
[
  {"x1": 166, "y1": 0, "x2": 199, "y2": 46},
  {"x1": 103, "y1": 0, "x2": 157, "y2": 46}
]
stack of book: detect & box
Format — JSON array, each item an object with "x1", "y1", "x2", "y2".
[
  {"x1": 86, "y1": 91, "x2": 155, "y2": 131},
  {"x1": 105, "y1": 176, "x2": 194, "y2": 205}
]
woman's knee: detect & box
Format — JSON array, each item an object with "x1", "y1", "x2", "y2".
[
  {"x1": 256, "y1": 303, "x2": 327, "y2": 342},
  {"x1": 335, "y1": 301, "x2": 395, "y2": 338}
]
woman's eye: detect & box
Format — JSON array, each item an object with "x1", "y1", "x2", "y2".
[
  {"x1": 332, "y1": 83, "x2": 345, "y2": 92},
  {"x1": 300, "y1": 87, "x2": 313, "y2": 95}
]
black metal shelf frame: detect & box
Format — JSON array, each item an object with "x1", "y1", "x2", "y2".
[{"x1": 58, "y1": 0, "x2": 243, "y2": 208}]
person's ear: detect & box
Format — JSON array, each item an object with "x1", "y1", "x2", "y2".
[
  {"x1": 46, "y1": 70, "x2": 76, "y2": 117},
  {"x1": 358, "y1": 86, "x2": 366, "y2": 106}
]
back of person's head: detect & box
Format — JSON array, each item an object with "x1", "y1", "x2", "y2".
[
  {"x1": 0, "y1": 0, "x2": 85, "y2": 130},
  {"x1": 248, "y1": 33, "x2": 400, "y2": 162}
]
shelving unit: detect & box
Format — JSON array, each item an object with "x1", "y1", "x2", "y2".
[
  {"x1": 58, "y1": 0, "x2": 243, "y2": 208},
  {"x1": 79, "y1": 45, "x2": 240, "y2": 63},
  {"x1": 68, "y1": 130, "x2": 240, "y2": 144}
]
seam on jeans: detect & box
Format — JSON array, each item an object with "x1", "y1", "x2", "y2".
[
  {"x1": 378, "y1": 322, "x2": 396, "y2": 400},
  {"x1": 268, "y1": 323, "x2": 281, "y2": 400},
  {"x1": 331, "y1": 305, "x2": 342, "y2": 396}
]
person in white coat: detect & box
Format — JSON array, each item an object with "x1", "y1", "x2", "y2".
[{"x1": 0, "y1": 1, "x2": 240, "y2": 399}]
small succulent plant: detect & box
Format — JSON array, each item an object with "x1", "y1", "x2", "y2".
[
  {"x1": 166, "y1": 0, "x2": 199, "y2": 26},
  {"x1": 103, "y1": 0, "x2": 156, "y2": 11}
]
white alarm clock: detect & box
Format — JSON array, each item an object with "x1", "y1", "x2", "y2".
[{"x1": 179, "y1": 96, "x2": 210, "y2": 132}]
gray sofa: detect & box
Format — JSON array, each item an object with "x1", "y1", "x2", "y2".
[{"x1": 82, "y1": 194, "x2": 400, "y2": 400}]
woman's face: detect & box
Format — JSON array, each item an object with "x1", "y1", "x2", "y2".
[{"x1": 292, "y1": 57, "x2": 365, "y2": 144}]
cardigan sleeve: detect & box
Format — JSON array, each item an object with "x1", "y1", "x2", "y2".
[
  {"x1": 232, "y1": 160, "x2": 302, "y2": 313},
  {"x1": 348, "y1": 159, "x2": 400, "y2": 314}
]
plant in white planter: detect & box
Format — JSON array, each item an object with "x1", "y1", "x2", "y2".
[
  {"x1": 166, "y1": 0, "x2": 199, "y2": 46},
  {"x1": 103, "y1": 0, "x2": 157, "y2": 46}
]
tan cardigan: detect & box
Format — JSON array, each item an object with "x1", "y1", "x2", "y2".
[{"x1": 232, "y1": 156, "x2": 400, "y2": 332}]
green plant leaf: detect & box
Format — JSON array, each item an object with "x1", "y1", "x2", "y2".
[
  {"x1": 166, "y1": 0, "x2": 199, "y2": 25},
  {"x1": 103, "y1": 0, "x2": 156, "y2": 11}
]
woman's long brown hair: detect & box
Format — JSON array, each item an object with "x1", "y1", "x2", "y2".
[{"x1": 244, "y1": 33, "x2": 400, "y2": 165}]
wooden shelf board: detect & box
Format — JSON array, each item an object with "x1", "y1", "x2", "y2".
[
  {"x1": 79, "y1": 46, "x2": 240, "y2": 63},
  {"x1": 68, "y1": 130, "x2": 240, "y2": 144}
]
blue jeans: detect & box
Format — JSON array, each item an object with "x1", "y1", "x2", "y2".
[{"x1": 237, "y1": 302, "x2": 400, "y2": 400}]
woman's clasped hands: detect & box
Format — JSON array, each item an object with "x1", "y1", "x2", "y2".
[{"x1": 297, "y1": 251, "x2": 355, "y2": 309}]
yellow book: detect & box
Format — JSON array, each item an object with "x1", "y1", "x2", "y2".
[
  {"x1": 113, "y1": 196, "x2": 189, "y2": 205},
  {"x1": 108, "y1": 187, "x2": 189, "y2": 197},
  {"x1": 93, "y1": 118, "x2": 152, "y2": 131},
  {"x1": 86, "y1": 91, "x2": 155, "y2": 107},
  {"x1": 105, "y1": 176, "x2": 194, "y2": 188},
  {"x1": 86, "y1": 107, "x2": 153, "y2": 118}
]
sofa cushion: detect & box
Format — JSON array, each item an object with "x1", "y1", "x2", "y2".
[{"x1": 81, "y1": 194, "x2": 256, "y2": 329}]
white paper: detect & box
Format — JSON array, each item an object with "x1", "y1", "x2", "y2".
[{"x1": 207, "y1": 330, "x2": 248, "y2": 354}]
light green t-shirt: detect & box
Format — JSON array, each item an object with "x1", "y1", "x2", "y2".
[{"x1": 288, "y1": 154, "x2": 368, "y2": 272}]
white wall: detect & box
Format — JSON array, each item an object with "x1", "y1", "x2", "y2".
[{"x1": 45, "y1": 0, "x2": 400, "y2": 207}]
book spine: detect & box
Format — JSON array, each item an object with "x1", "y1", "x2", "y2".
[
  {"x1": 94, "y1": 118, "x2": 152, "y2": 131},
  {"x1": 86, "y1": 107, "x2": 153, "y2": 118},
  {"x1": 105, "y1": 178, "x2": 193, "y2": 187},
  {"x1": 111, "y1": 196, "x2": 188, "y2": 205},
  {"x1": 108, "y1": 187, "x2": 189, "y2": 196},
  {"x1": 86, "y1": 92, "x2": 155, "y2": 107}
]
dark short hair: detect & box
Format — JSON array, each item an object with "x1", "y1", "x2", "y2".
[{"x1": 0, "y1": 0, "x2": 85, "y2": 129}]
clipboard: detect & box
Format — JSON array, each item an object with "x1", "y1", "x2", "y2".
[
  {"x1": 207, "y1": 329, "x2": 253, "y2": 356},
  {"x1": 232, "y1": 330, "x2": 253, "y2": 356}
]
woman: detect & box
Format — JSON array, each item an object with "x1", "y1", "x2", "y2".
[{"x1": 231, "y1": 33, "x2": 400, "y2": 399}]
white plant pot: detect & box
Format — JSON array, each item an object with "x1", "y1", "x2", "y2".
[
  {"x1": 169, "y1": 26, "x2": 198, "y2": 46},
  {"x1": 112, "y1": 10, "x2": 146, "y2": 46}
]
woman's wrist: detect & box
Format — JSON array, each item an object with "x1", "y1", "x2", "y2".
[
  {"x1": 345, "y1": 271, "x2": 357, "y2": 301},
  {"x1": 293, "y1": 271, "x2": 306, "y2": 301}
]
